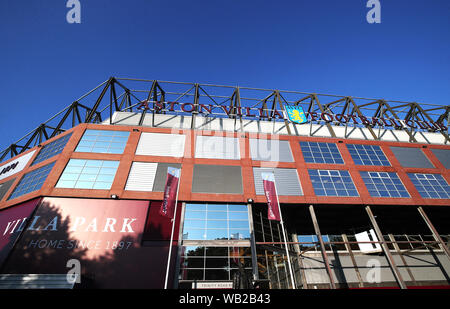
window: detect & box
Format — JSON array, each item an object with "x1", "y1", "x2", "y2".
[
  {"x1": 75, "y1": 130, "x2": 129, "y2": 154},
  {"x1": 56, "y1": 159, "x2": 119, "y2": 190},
  {"x1": 182, "y1": 203, "x2": 250, "y2": 240},
  {"x1": 360, "y1": 171, "x2": 410, "y2": 198},
  {"x1": 0, "y1": 178, "x2": 16, "y2": 200},
  {"x1": 408, "y1": 173, "x2": 450, "y2": 199},
  {"x1": 195, "y1": 136, "x2": 240, "y2": 160},
  {"x1": 179, "y1": 246, "x2": 252, "y2": 281},
  {"x1": 32, "y1": 133, "x2": 72, "y2": 165},
  {"x1": 300, "y1": 141, "x2": 344, "y2": 164},
  {"x1": 308, "y1": 169, "x2": 359, "y2": 197},
  {"x1": 135, "y1": 132, "x2": 185, "y2": 157},
  {"x1": 7, "y1": 162, "x2": 55, "y2": 200},
  {"x1": 250, "y1": 139, "x2": 294, "y2": 162},
  {"x1": 253, "y1": 167, "x2": 302, "y2": 196},
  {"x1": 431, "y1": 149, "x2": 450, "y2": 169},
  {"x1": 124, "y1": 162, "x2": 182, "y2": 192},
  {"x1": 347, "y1": 144, "x2": 390, "y2": 166},
  {"x1": 390, "y1": 147, "x2": 434, "y2": 168},
  {"x1": 191, "y1": 165, "x2": 243, "y2": 194}
]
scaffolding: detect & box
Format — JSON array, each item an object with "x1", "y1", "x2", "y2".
[{"x1": 1, "y1": 77, "x2": 449, "y2": 162}]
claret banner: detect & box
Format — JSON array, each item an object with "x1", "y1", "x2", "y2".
[
  {"x1": 160, "y1": 167, "x2": 180, "y2": 219},
  {"x1": 0, "y1": 198, "x2": 40, "y2": 268},
  {"x1": 1, "y1": 197, "x2": 159, "y2": 288},
  {"x1": 261, "y1": 172, "x2": 281, "y2": 221},
  {"x1": 5, "y1": 197, "x2": 149, "y2": 259}
]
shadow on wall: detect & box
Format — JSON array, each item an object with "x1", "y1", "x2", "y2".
[{"x1": 2, "y1": 201, "x2": 174, "y2": 289}]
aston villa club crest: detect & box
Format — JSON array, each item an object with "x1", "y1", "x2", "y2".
[{"x1": 285, "y1": 105, "x2": 307, "y2": 124}]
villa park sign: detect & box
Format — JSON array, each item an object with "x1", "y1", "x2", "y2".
[{"x1": 136, "y1": 100, "x2": 448, "y2": 132}]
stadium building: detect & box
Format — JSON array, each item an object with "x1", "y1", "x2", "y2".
[{"x1": 0, "y1": 77, "x2": 449, "y2": 289}]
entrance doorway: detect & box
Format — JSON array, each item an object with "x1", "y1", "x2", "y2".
[{"x1": 176, "y1": 203, "x2": 255, "y2": 289}]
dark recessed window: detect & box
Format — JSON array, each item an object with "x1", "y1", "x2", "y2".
[
  {"x1": 191, "y1": 164, "x2": 243, "y2": 194},
  {"x1": 431, "y1": 149, "x2": 450, "y2": 169},
  {"x1": 0, "y1": 178, "x2": 16, "y2": 200},
  {"x1": 390, "y1": 147, "x2": 434, "y2": 168}
]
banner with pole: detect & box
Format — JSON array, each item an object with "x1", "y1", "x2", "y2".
[
  {"x1": 162, "y1": 167, "x2": 181, "y2": 289},
  {"x1": 160, "y1": 167, "x2": 180, "y2": 219},
  {"x1": 261, "y1": 172, "x2": 281, "y2": 221},
  {"x1": 261, "y1": 172, "x2": 296, "y2": 289}
]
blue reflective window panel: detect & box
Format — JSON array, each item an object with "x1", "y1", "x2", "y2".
[
  {"x1": 56, "y1": 159, "x2": 119, "y2": 190},
  {"x1": 32, "y1": 133, "x2": 72, "y2": 165},
  {"x1": 75, "y1": 130, "x2": 129, "y2": 154},
  {"x1": 347, "y1": 144, "x2": 390, "y2": 166},
  {"x1": 308, "y1": 169, "x2": 359, "y2": 197},
  {"x1": 182, "y1": 203, "x2": 250, "y2": 240},
  {"x1": 300, "y1": 141, "x2": 344, "y2": 164},
  {"x1": 407, "y1": 173, "x2": 450, "y2": 199},
  {"x1": 360, "y1": 171, "x2": 410, "y2": 198},
  {"x1": 8, "y1": 162, "x2": 55, "y2": 200}
]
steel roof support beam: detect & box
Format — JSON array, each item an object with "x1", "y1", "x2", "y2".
[
  {"x1": 50, "y1": 102, "x2": 77, "y2": 138},
  {"x1": 365, "y1": 206, "x2": 407, "y2": 289},
  {"x1": 85, "y1": 77, "x2": 114, "y2": 123},
  {"x1": 274, "y1": 91, "x2": 292, "y2": 135},
  {"x1": 413, "y1": 103, "x2": 450, "y2": 143},
  {"x1": 190, "y1": 83, "x2": 200, "y2": 130},
  {"x1": 347, "y1": 98, "x2": 380, "y2": 140},
  {"x1": 231, "y1": 87, "x2": 243, "y2": 131},
  {"x1": 309, "y1": 205, "x2": 336, "y2": 289},
  {"x1": 417, "y1": 207, "x2": 450, "y2": 262},
  {"x1": 313, "y1": 94, "x2": 337, "y2": 138},
  {"x1": 378, "y1": 100, "x2": 418, "y2": 143}
]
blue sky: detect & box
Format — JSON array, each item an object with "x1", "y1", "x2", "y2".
[{"x1": 0, "y1": 0, "x2": 449, "y2": 151}]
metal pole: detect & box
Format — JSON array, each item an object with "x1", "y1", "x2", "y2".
[
  {"x1": 342, "y1": 234, "x2": 364, "y2": 288},
  {"x1": 365, "y1": 206, "x2": 407, "y2": 289},
  {"x1": 417, "y1": 207, "x2": 450, "y2": 261},
  {"x1": 309, "y1": 205, "x2": 336, "y2": 289},
  {"x1": 247, "y1": 203, "x2": 259, "y2": 282},
  {"x1": 163, "y1": 169, "x2": 182, "y2": 289},
  {"x1": 388, "y1": 234, "x2": 416, "y2": 286},
  {"x1": 292, "y1": 233, "x2": 309, "y2": 289},
  {"x1": 272, "y1": 179, "x2": 296, "y2": 289}
]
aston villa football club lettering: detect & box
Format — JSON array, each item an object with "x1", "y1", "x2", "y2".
[{"x1": 136, "y1": 100, "x2": 448, "y2": 132}]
